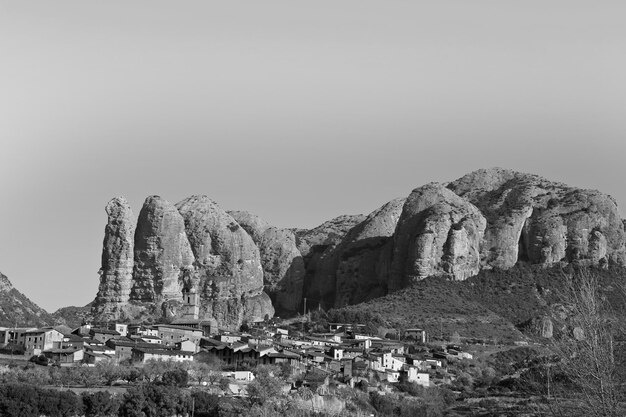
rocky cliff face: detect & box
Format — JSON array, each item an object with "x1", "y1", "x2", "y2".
[
  {"x1": 389, "y1": 183, "x2": 487, "y2": 291},
  {"x1": 229, "y1": 211, "x2": 304, "y2": 315},
  {"x1": 92, "y1": 168, "x2": 626, "y2": 321},
  {"x1": 176, "y1": 196, "x2": 273, "y2": 327},
  {"x1": 92, "y1": 196, "x2": 273, "y2": 328},
  {"x1": 333, "y1": 198, "x2": 405, "y2": 308},
  {"x1": 131, "y1": 196, "x2": 195, "y2": 305},
  {"x1": 447, "y1": 168, "x2": 626, "y2": 269},
  {"x1": 92, "y1": 197, "x2": 135, "y2": 319},
  {"x1": 296, "y1": 214, "x2": 367, "y2": 310}
]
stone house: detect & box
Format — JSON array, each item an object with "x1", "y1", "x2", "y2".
[
  {"x1": 43, "y1": 347, "x2": 84, "y2": 366},
  {"x1": 155, "y1": 324, "x2": 203, "y2": 346},
  {"x1": 24, "y1": 328, "x2": 64, "y2": 355},
  {"x1": 90, "y1": 328, "x2": 121, "y2": 344}
]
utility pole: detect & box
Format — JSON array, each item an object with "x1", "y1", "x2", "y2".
[{"x1": 303, "y1": 298, "x2": 307, "y2": 316}]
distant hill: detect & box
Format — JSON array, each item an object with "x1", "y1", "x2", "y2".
[
  {"x1": 51, "y1": 303, "x2": 92, "y2": 328},
  {"x1": 0, "y1": 271, "x2": 53, "y2": 327}
]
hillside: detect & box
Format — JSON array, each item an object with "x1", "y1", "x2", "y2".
[
  {"x1": 51, "y1": 303, "x2": 92, "y2": 328},
  {"x1": 328, "y1": 264, "x2": 626, "y2": 343},
  {"x1": 0, "y1": 272, "x2": 53, "y2": 327}
]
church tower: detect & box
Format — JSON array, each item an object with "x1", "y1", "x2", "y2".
[{"x1": 182, "y1": 287, "x2": 200, "y2": 320}]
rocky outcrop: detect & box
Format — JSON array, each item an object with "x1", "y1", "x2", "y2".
[
  {"x1": 90, "y1": 168, "x2": 626, "y2": 320},
  {"x1": 389, "y1": 183, "x2": 487, "y2": 291},
  {"x1": 334, "y1": 198, "x2": 406, "y2": 307},
  {"x1": 176, "y1": 196, "x2": 273, "y2": 328},
  {"x1": 229, "y1": 211, "x2": 305, "y2": 315},
  {"x1": 447, "y1": 168, "x2": 626, "y2": 269},
  {"x1": 297, "y1": 215, "x2": 367, "y2": 310},
  {"x1": 92, "y1": 197, "x2": 135, "y2": 320},
  {"x1": 130, "y1": 196, "x2": 195, "y2": 307}
]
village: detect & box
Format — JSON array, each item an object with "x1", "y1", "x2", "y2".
[{"x1": 0, "y1": 312, "x2": 481, "y2": 396}]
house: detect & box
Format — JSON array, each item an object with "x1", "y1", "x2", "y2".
[
  {"x1": 0, "y1": 327, "x2": 37, "y2": 347},
  {"x1": 405, "y1": 328, "x2": 427, "y2": 343},
  {"x1": 328, "y1": 323, "x2": 366, "y2": 333},
  {"x1": 83, "y1": 350, "x2": 113, "y2": 365},
  {"x1": 363, "y1": 353, "x2": 384, "y2": 371},
  {"x1": 305, "y1": 336, "x2": 339, "y2": 347},
  {"x1": 128, "y1": 325, "x2": 159, "y2": 338},
  {"x1": 61, "y1": 333, "x2": 86, "y2": 350},
  {"x1": 133, "y1": 335, "x2": 163, "y2": 344},
  {"x1": 404, "y1": 366, "x2": 430, "y2": 387},
  {"x1": 23, "y1": 328, "x2": 65, "y2": 355},
  {"x1": 175, "y1": 339, "x2": 199, "y2": 353},
  {"x1": 266, "y1": 351, "x2": 301, "y2": 370},
  {"x1": 222, "y1": 370, "x2": 255, "y2": 381},
  {"x1": 381, "y1": 352, "x2": 404, "y2": 371},
  {"x1": 169, "y1": 318, "x2": 217, "y2": 336},
  {"x1": 155, "y1": 324, "x2": 203, "y2": 346},
  {"x1": 106, "y1": 338, "x2": 157, "y2": 361},
  {"x1": 196, "y1": 343, "x2": 276, "y2": 367},
  {"x1": 218, "y1": 333, "x2": 243, "y2": 344},
  {"x1": 90, "y1": 328, "x2": 121, "y2": 344},
  {"x1": 43, "y1": 347, "x2": 84, "y2": 366},
  {"x1": 131, "y1": 347, "x2": 194, "y2": 364}
]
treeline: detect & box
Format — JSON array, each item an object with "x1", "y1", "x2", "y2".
[
  {"x1": 0, "y1": 383, "x2": 219, "y2": 417},
  {"x1": 0, "y1": 358, "x2": 224, "y2": 388}
]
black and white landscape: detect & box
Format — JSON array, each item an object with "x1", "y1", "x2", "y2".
[{"x1": 1, "y1": 2, "x2": 625, "y2": 416}]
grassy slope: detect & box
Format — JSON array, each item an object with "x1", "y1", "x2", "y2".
[{"x1": 333, "y1": 264, "x2": 626, "y2": 343}]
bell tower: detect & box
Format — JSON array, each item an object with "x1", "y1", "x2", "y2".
[{"x1": 182, "y1": 287, "x2": 200, "y2": 320}]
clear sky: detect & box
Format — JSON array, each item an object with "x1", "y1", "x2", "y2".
[{"x1": 1, "y1": 1, "x2": 625, "y2": 312}]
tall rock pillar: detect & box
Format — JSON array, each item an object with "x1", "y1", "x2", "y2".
[{"x1": 92, "y1": 197, "x2": 135, "y2": 320}]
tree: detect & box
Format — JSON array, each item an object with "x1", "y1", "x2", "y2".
[
  {"x1": 188, "y1": 362, "x2": 212, "y2": 386},
  {"x1": 96, "y1": 359, "x2": 124, "y2": 386},
  {"x1": 247, "y1": 366, "x2": 285, "y2": 406},
  {"x1": 162, "y1": 368, "x2": 189, "y2": 387},
  {"x1": 550, "y1": 269, "x2": 624, "y2": 417}
]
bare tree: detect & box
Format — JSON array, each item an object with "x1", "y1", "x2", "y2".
[{"x1": 550, "y1": 269, "x2": 623, "y2": 417}]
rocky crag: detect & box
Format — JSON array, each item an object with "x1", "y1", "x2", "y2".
[
  {"x1": 229, "y1": 211, "x2": 305, "y2": 316},
  {"x1": 92, "y1": 196, "x2": 274, "y2": 329},
  {"x1": 92, "y1": 168, "x2": 626, "y2": 326},
  {"x1": 298, "y1": 168, "x2": 626, "y2": 310}
]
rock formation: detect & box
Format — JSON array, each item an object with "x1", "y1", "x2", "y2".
[
  {"x1": 333, "y1": 198, "x2": 406, "y2": 307},
  {"x1": 176, "y1": 196, "x2": 274, "y2": 327},
  {"x1": 92, "y1": 197, "x2": 135, "y2": 320},
  {"x1": 229, "y1": 211, "x2": 305, "y2": 315},
  {"x1": 296, "y1": 214, "x2": 367, "y2": 310},
  {"x1": 131, "y1": 196, "x2": 195, "y2": 305},
  {"x1": 91, "y1": 168, "x2": 626, "y2": 321},
  {"x1": 389, "y1": 183, "x2": 487, "y2": 291},
  {"x1": 447, "y1": 168, "x2": 626, "y2": 269}
]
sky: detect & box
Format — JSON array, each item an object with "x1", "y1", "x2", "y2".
[{"x1": 1, "y1": 1, "x2": 625, "y2": 312}]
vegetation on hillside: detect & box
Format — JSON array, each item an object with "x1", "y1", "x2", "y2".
[{"x1": 328, "y1": 264, "x2": 626, "y2": 343}]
